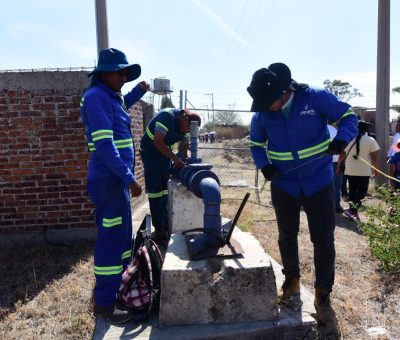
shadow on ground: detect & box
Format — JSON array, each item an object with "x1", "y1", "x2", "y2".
[{"x1": 0, "y1": 238, "x2": 94, "y2": 319}]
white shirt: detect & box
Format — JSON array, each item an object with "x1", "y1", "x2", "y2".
[
  {"x1": 387, "y1": 132, "x2": 400, "y2": 157},
  {"x1": 328, "y1": 125, "x2": 339, "y2": 162},
  {"x1": 344, "y1": 133, "x2": 380, "y2": 177}
]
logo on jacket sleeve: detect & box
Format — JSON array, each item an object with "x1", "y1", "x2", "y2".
[{"x1": 300, "y1": 104, "x2": 316, "y2": 116}]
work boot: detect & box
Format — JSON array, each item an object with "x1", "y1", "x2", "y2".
[
  {"x1": 314, "y1": 288, "x2": 341, "y2": 339},
  {"x1": 278, "y1": 276, "x2": 301, "y2": 310},
  {"x1": 93, "y1": 301, "x2": 133, "y2": 324}
]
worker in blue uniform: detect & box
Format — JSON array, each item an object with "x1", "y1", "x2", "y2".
[
  {"x1": 140, "y1": 108, "x2": 201, "y2": 246},
  {"x1": 247, "y1": 63, "x2": 358, "y2": 337},
  {"x1": 80, "y1": 48, "x2": 150, "y2": 323}
]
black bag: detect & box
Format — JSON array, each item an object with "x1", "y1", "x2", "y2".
[{"x1": 118, "y1": 216, "x2": 164, "y2": 319}]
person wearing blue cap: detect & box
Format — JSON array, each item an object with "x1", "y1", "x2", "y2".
[
  {"x1": 80, "y1": 48, "x2": 150, "y2": 323},
  {"x1": 247, "y1": 63, "x2": 358, "y2": 338}
]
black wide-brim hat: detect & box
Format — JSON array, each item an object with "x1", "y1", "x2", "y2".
[
  {"x1": 88, "y1": 48, "x2": 141, "y2": 82},
  {"x1": 247, "y1": 63, "x2": 293, "y2": 112}
]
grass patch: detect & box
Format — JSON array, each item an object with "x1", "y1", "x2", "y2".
[{"x1": 359, "y1": 187, "x2": 400, "y2": 273}]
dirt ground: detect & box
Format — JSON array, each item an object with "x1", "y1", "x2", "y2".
[
  {"x1": 1, "y1": 165, "x2": 399, "y2": 339},
  {"x1": 222, "y1": 186, "x2": 400, "y2": 340}
]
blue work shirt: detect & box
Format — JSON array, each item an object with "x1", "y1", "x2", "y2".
[
  {"x1": 80, "y1": 81, "x2": 146, "y2": 184},
  {"x1": 250, "y1": 87, "x2": 358, "y2": 198},
  {"x1": 140, "y1": 108, "x2": 188, "y2": 157}
]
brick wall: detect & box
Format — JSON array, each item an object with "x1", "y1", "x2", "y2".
[{"x1": 0, "y1": 70, "x2": 148, "y2": 233}]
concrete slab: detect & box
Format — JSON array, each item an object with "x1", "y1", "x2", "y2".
[{"x1": 159, "y1": 230, "x2": 279, "y2": 325}]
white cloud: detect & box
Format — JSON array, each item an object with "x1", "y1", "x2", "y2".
[{"x1": 191, "y1": 0, "x2": 253, "y2": 49}]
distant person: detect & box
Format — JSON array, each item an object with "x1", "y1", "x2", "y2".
[
  {"x1": 140, "y1": 108, "x2": 201, "y2": 246},
  {"x1": 328, "y1": 124, "x2": 344, "y2": 213},
  {"x1": 387, "y1": 122, "x2": 400, "y2": 159},
  {"x1": 80, "y1": 48, "x2": 150, "y2": 323},
  {"x1": 338, "y1": 120, "x2": 380, "y2": 221},
  {"x1": 247, "y1": 62, "x2": 358, "y2": 337},
  {"x1": 388, "y1": 140, "x2": 400, "y2": 190}
]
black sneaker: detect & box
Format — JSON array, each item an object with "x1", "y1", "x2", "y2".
[{"x1": 93, "y1": 301, "x2": 133, "y2": 324}]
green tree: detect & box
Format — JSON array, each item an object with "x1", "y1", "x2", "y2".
[
  {"x1": 392, "y1": 86, "x2": 400, "y2": 113},
  {"x1": 160, "y1": 95, "x2": 175, "y2": 109},
  {"x1": 214, "y1": 110, "x2": 243, "y2": 126},
  {"x1": 323, "y1": 79, "x2": 363, "y2": 102}
]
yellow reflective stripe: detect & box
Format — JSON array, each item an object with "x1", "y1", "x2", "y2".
[
  {"x1": 114, "y1": 138, "x2": 133, "y2": 149},
  {"x1": 146, "y1": 127, "x2": 154, "y2": 140},
  {"x1": 298, "y1": 139, "x2": 330, "y2": 159},
  {"x1": 92, "y1": 129, "x2": 113, "y2": 141},
  {"x1": 148, "y1": 191, "x2": 163, "y2": 198},
  {"x1": 80, "y1": 97, "x2": 84, "y2": 107},
  {"x1": 94, "y1": 265, "x2": 123, "y2": 276},
  {"x1": 268, "y1": 150, "x2": 294, "y2": 160},
  {"x1": 250, "y1": 140, "x2": 266, "y2": 147},
  {"x1": 184, "y1": 133, "x2": 190, "y2": 138},
  {"x1": 156, "y1": 121, "x2": 169, "y2": 132},
  {"x1": 88, "y1": 139, "x2": 132, "y2": 151},
  {"x1": 102, "y1": 217, "x2": 122, "y2": 227},
  {"x1": 333, "y1": 108, "x2": 357, "y2": 125},
  {"x1": 162, "y1": 190, "x2": 168, "y2": 196},
  {"x1": 122, "y1": 250, "x2": 131, "y2": 260}
]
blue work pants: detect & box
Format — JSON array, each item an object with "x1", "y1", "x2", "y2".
[{"x1": 87, "y1": 176, "x2": 133, "y2": 307}]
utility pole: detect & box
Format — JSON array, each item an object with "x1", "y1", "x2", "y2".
[
  {"x1": 95, "y1": 0, "x2": 109, "y2": 53},
  {"x1": 204, "y1": 93, "x2": 215, "y2": 124},
  {"x1": 179, "y1": 90, "x2": 183, "y2": 109},
  {"x1": 375, "y1": 0, "x2": 390, "y2": 185}
]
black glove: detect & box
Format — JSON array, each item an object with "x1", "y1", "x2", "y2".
[
  {"x1": 261, "y1": 164, "x2": 281, "y2": 181},
  {"x1": 327, "y1": 139, "x2": 347, "y2": 155}
]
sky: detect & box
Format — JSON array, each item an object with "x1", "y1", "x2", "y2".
[{"x1": 1, "y1": 0, "x2": 399, "y2": 124}]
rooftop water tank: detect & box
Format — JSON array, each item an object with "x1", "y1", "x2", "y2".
[{"x1": 152, "y1": 77, "x2": 172, "y2": 95}]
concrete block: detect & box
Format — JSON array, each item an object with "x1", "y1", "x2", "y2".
[
  {"x1": 159, "y1": 229, "x2": 279, "y2": 325},
  {"x1": 168, "y1": 179, "x2": 204, "y2": 233}
]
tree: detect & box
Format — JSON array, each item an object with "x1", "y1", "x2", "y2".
[
  {"x1": 323, "y1": 79, "x2": 363, "y2": 102},
  {"x1": 393, "y1": 87, "x2": 400, "y2": 113},
  {"x1": 160, "y1": 95, "x2": 174, "y2": 109},
  {"x1": 214, "y1": 110, "x2": 243, "y2": 126}
]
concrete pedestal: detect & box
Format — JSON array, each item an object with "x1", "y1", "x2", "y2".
[
  {"x1": 168, "y1": 179, "x2": 204, "y2": 233},
  {"x1": 159, "y1": 229, "x2": 279, "y2": 326}
]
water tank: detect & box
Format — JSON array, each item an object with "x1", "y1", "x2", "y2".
[{"x1": 152, "y1": 77, "x2": 172, "y2": 95}]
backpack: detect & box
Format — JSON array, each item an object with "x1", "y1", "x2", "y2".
[{"x1": 118, "y1": 215, "x2": 163, "y2": 319}]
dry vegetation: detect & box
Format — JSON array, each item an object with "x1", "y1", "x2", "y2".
[
  {"x1": 0, "y1": 241, "x2": 95, "y2": 340},
  {"x1": 222, "y1": 185, "x2": 400, "y2": 340},
  {"x1": 1, "y1": 142, "x2": 399, "y2": 339}
]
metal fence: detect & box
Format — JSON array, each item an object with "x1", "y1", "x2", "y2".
[{"x1": 197, "y1": 141, "x2": 260, "y2": 189}]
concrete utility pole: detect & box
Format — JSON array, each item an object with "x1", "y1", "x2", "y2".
[
  {"x1": 204, "y1": 93, "x2": 215, "y2": 124},
  {"x1": 95, "y1": 0, "x2": 109, "y2": 53},
  {"x1": 375, "y1": 0, "x2": 390, "y2": 185}
]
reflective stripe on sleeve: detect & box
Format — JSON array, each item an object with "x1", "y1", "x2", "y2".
[
  {"x1": 155, "y1": 121, "x2": 169, "y2": 133},
  {"x1": 102, "y1": 216, "x2": 122, "y2": 228},
  {"x1": 122, "y1": 250, "x2": 131, "y2": 260},
  {"x1": 268, "y1": 150, "x2": 294, "y2": 161},
  {"x1": 146, "y1": 127, "x2": 154, "y2": 140},
  {"x1": 249, "y1": 140, "x2": 266, "y2": 147},
  {"x1": 91, "y1": 129, "x2": 113, "y2": 141},
  {"x1": 298, "y1": 139, "x2": 330, "y2": 159},
  {"x1": 333, "y1": 107, "x2": 357, "y2": 125}
]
